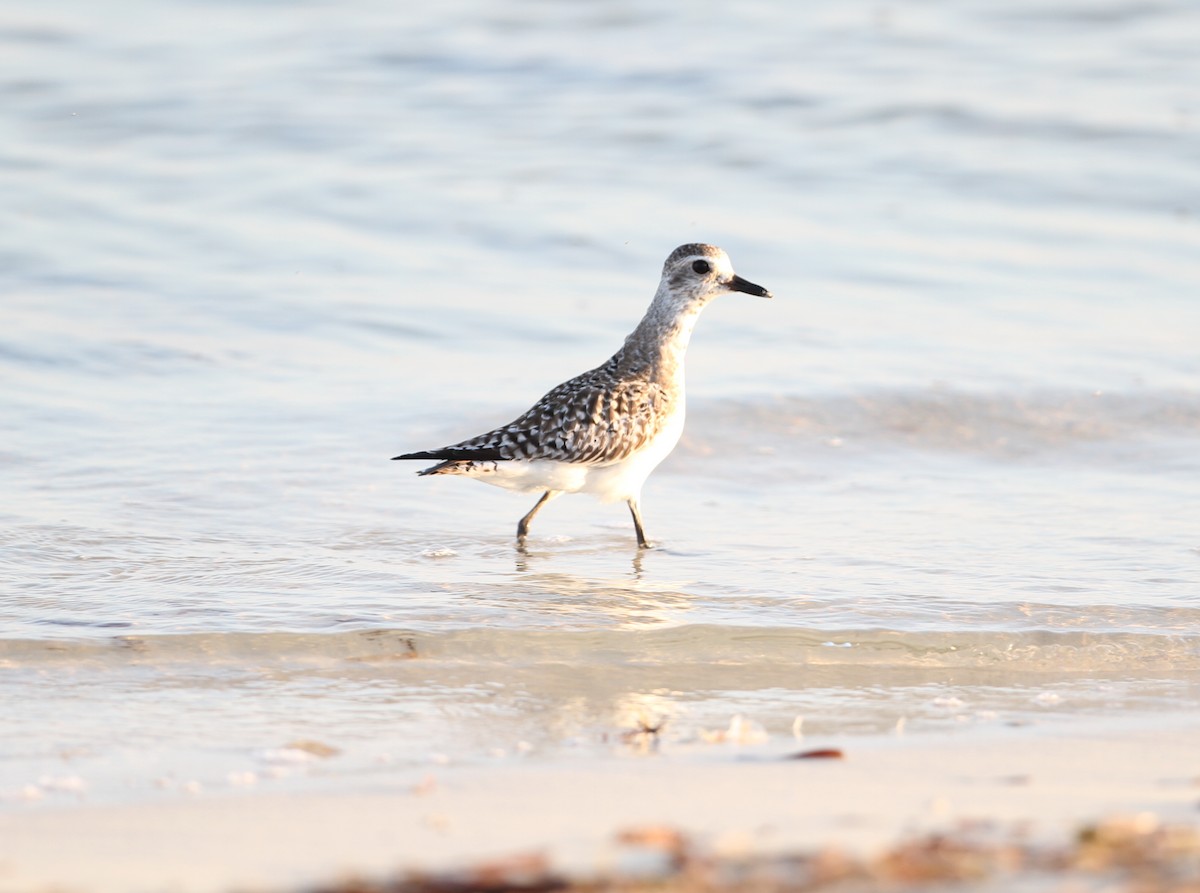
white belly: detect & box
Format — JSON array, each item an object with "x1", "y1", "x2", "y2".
[
  {"x1": 475, "y1": 405, "x2": 686, "y2": 503},
  {"x1": 581, "y1": 406, "x2": 685, "y2": 502}
]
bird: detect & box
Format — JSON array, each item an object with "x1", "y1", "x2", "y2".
[{"x1": 392, "y1": 243, "x2": 772, "y2": 548}]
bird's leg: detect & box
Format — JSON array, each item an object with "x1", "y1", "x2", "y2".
[
  {"x1": 517, "y1": 490, "x2": 559, "y2": 542},
  {"x1": 627, "y1": 498, "x2": 652, "y2": 549}
]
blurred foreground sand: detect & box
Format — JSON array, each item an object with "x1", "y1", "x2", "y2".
[{"x1": 2, "y1": 717, "x2": 1198, "y2": 893}]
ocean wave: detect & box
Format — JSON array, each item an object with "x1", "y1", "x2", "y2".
[
  {"x1": 686, "y1": 388, "x2": 1200, "y2": 461},
  {"x1": 3, "y1": 624, "x2": 1198, "y2": 675}
]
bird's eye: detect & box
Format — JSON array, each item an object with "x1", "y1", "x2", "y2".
[{"x1": 692, "y1": 260, "x2": 711, "y2": 274}]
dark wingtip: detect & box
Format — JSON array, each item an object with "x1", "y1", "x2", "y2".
[{"x1": 392, "y1": 447, "x2": 505, "y2": 462}]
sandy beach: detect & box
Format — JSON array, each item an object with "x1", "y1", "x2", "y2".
[{"x1": 3, "y1": 715, "x2": 1198, "y2": 893}]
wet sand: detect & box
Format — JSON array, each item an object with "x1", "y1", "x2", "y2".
[{"x1": 2, "y1": 716, "x2": 1197, "y2": 893}]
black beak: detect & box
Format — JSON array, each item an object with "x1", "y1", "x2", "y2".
[{"x1": 727, "y1": 274, "x2": 772, "y2": 298}]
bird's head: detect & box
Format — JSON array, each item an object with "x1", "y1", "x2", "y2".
[{"x1": 659, "y1": 243, "x2": 772, "y2": 306}]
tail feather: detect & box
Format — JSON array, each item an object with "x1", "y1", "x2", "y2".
[{"x1": 415, "y1": 460, "x2": 464, "y2": 477}]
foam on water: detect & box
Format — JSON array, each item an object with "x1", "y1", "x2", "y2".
[{"x1": 2, "y1": 0, "x2": 1199, "y2": 807}]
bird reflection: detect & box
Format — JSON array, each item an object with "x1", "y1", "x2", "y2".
[{"x1": 513, "y1": 539, "x2": 647, "y2": 580}]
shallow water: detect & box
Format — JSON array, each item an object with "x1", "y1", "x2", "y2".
[{"x1": 2, "y1": 0, "x2": 1199, "y2": 807}]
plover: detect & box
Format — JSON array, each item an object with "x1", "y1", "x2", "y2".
[{"x1": 393, "y1": 243, "x2": 771, "y2": 548}]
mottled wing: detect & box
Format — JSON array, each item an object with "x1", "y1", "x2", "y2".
[{"x1": 402, "y1": 358, "x2": 674, "y2": 466}]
